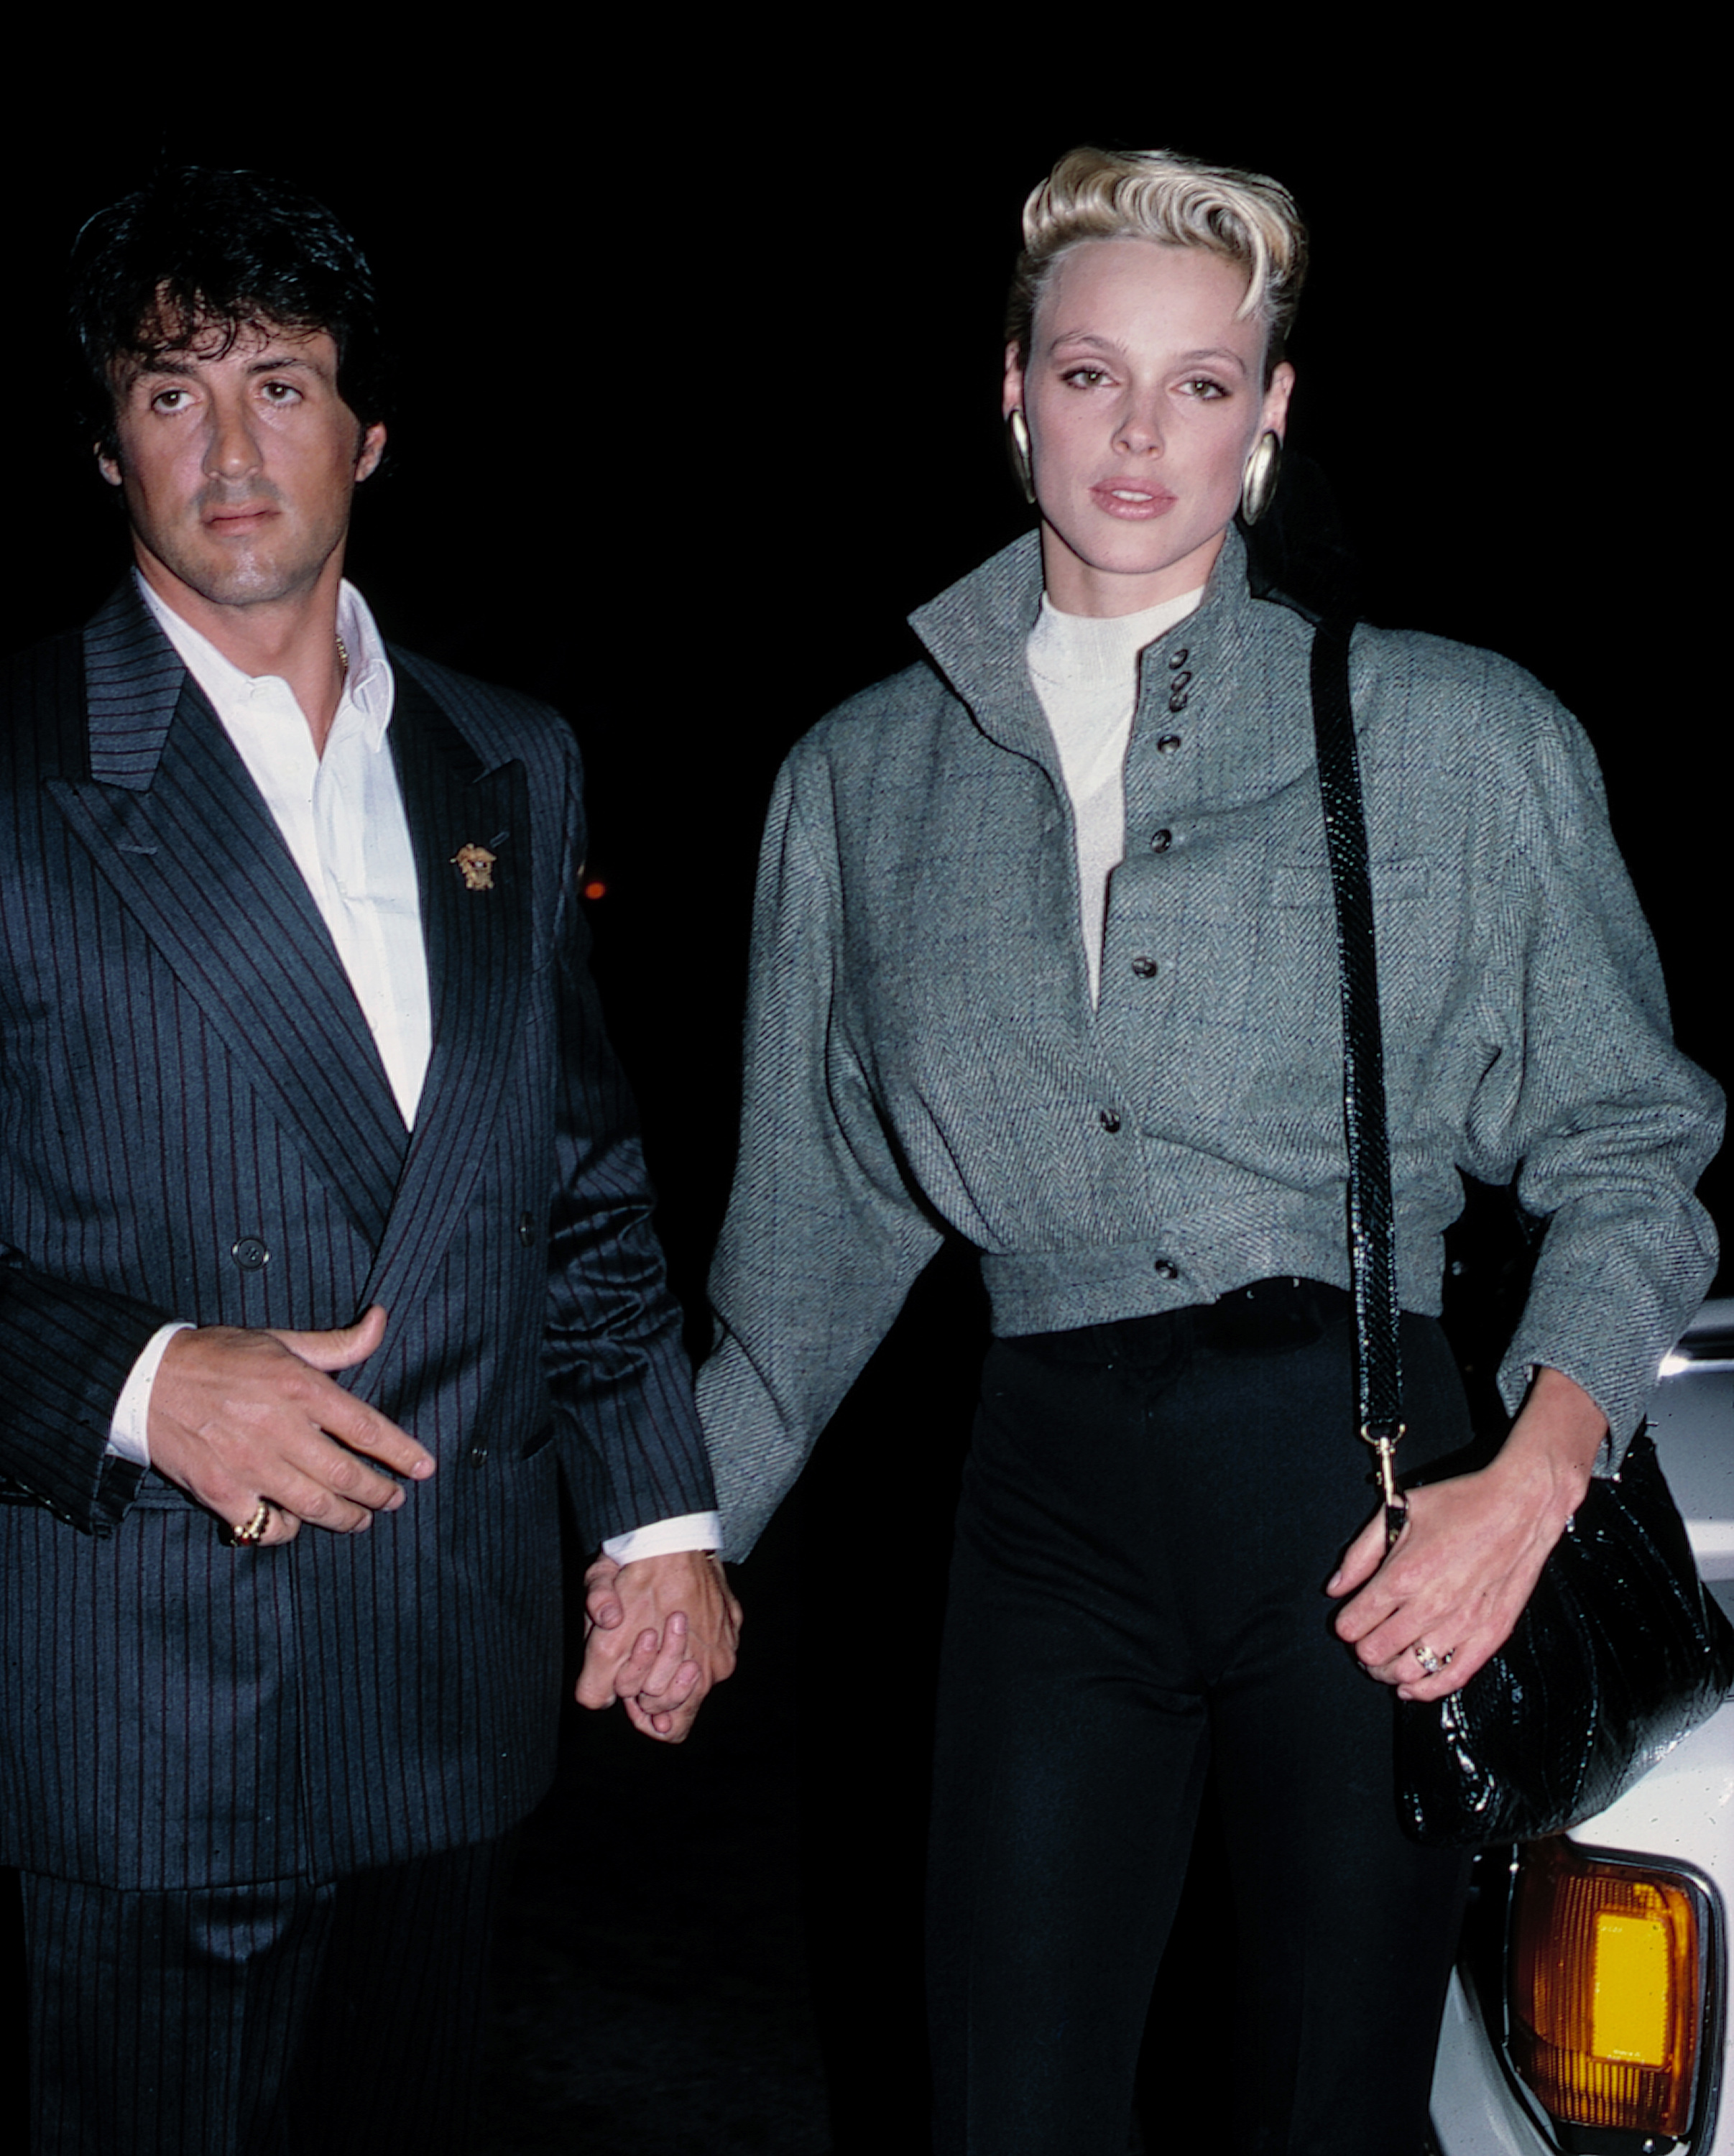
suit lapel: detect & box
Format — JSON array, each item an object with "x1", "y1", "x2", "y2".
[
  {"x1": 47, "y1": 586, "x2": 533, "y2": 1300},
  {"x1": 354, "y1": 665, "x2": 530, "y2": 1320},
  {"x1": 48, "y1": 587, "x2": 408, "y2": 1248}
]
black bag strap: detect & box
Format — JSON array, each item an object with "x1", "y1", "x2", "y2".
[{"x1": 1308, "y1": 616, "x2": 1408, "y2": 1547}]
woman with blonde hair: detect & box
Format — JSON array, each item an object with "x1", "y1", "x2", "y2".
[{"x1": 693, "y1": 147, "x2": 1720, "y2": 2150}]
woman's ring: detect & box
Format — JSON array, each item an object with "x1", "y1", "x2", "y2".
[
  {"x1": 1413, "y1": 1643, "x2": 1442, "y2": 1677},
  {"x1": 229, "y1": 1500, "x2": 272, "y2": 1547}
]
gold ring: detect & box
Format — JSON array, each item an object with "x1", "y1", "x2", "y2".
[
  {"x1": 230, "y1": 1500, "x2": 272, "y2": 1547},
  {"x1": 1413, "y1": 1643, "x2": 1442, "y2": 1677}
]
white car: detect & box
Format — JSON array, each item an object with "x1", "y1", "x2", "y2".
[{"x1": 1431, "y1": 1295, "x2": 1734, "y2": 2155}]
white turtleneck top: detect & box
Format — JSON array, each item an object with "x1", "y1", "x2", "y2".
[{"x1": 1025, "y1": 584, "x2": 1204, "y2": 1003}]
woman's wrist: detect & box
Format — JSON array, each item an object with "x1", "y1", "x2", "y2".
[{"x1": 1489, "y1": 1365, "x2": 1606, "y2": 1528}]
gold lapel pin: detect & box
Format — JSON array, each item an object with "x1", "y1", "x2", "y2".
[{"x1": 451, "y1": 843, "x2": 497, "y2": 893}]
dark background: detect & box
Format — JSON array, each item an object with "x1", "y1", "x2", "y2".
[{"x1": 0, "y1": 60, "x2": 1721, "y2": 2151}]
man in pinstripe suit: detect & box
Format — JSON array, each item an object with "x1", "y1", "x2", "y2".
[{"x1": 0, "y1": 168, "x2": 738, "y2": 2152}]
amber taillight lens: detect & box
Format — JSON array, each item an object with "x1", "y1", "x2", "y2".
[{"x1": 1508, "y1": 1835, "x2": 1707, "y2": 2136}]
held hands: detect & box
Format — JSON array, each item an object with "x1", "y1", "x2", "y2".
[
  {"x1": 147, "y1": 1306, "x2": 433, "y2": 1547},
  {"x1": 1328, "y1": 1367, "x2": 1607, "y2": 1704},
  {"x1": 578, "y1": 1549, "x2": 742, "y2": 1743}
]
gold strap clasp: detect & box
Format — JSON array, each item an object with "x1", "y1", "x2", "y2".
[{"x1": 1360, "y1": 1420, "x2": 1408, "y2": 1547}]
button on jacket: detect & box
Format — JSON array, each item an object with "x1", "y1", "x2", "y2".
[{"x1": 698, "y1": 529, "x2": 1720, "y2": 1555}]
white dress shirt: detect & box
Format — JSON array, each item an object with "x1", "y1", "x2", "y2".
[{"x1": 109, "y1": 576, "x2": 716, "y2": 1562}]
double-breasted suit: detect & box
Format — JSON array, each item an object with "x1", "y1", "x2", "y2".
[{"x1": 0, "y1": 581, "x2": 715, "y2": 1892}]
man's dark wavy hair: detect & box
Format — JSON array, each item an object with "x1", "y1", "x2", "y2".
[{"x1": 70, "y1": 165, "x2": 391, "y2": 461}]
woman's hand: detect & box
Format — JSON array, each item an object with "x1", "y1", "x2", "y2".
[{"x1": 1327, "y1": 1367, "x2": 1608, "y2": 1703}]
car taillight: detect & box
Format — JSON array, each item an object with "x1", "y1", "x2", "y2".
[{"x1": 1508, "y1": 1835, "x2": 1709, "y2": 2137}]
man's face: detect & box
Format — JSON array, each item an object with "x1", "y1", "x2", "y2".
[{"x1": 99, "y1": 316, "x2": 385, "y2": 619}]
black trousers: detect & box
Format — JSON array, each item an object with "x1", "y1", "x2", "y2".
[
  {"x1": 22, "y1": 1836, "x2": 514, "y2": 2156},
  {"x1": 928, "y1": 1282, "x2": 1475, "y2": 2155}
]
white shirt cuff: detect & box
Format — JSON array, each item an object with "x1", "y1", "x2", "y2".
[
  {"x1": 601, "y1": 1511, "x2": 722, "y2": 1564},
  {"x1": 106, "y1": 1321, "x2": 196, "y2": 1467}
]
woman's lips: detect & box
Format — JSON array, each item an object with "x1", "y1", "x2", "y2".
[
  {"x1": 1089, "y1": 482, "x2": 1176, "y2": 521},
  {"x1": 1082, "y1": 485, "x2": 1181, "y2": 522}
]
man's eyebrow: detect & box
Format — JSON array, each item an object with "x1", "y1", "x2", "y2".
[
  {"x1": 124, "y1": 347, "x2": 326, "y2": 383},
  {"x1": 125, "y1": 354, "x2": 199, "y2": 381}
]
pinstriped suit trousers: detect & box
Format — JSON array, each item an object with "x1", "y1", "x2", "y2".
[
  {"x1": 22, "y1": 1838, "x2": 512, "y2": 2155},
  {"x1": 926, "y1": 1283, "x2": 1474, "y2": 2155}
]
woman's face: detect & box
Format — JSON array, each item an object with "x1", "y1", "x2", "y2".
[{"x1": 1004, "y1": 237, "x2": 1293, "y2": 617}]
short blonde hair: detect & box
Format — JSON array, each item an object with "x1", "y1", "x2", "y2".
[{"x1": 1006, "y1": 146, "x2": 1309, "y2": 379}]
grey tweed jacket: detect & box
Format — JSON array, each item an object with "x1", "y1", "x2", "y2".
[{"x1": 698, "y1": 528, "x2": 1721, "y2": 1555}]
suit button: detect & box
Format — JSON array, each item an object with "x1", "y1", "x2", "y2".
[
  {"x1": 1130, "y1": 955, "x2": 1159, "y2": 979},
  {"x1": 1099, "y1": 1109, "x2": 1122, "y2": 1133},
  {"x1": 231, "y1": 1236, "x2": 269, "y2": 1271},
  {"x1": 517, "y1": 1212, "x2": 537, "y2": 1248},
  {"x1": 1156, "y1": 734, "x2": 1183, "y2": 752},
  {"x1": 469, "y1": 1444, "x2": 489, "y2": 1468},
  {"x1": 1168, "y1": 647, "x2": 1189, "y2": 668},
  {"x1": 1149, "y1": 828, "x2": 1173, "y2": 853},
  {"x1": 1153, "y1": 1258, "x2": 1179, "y2": 1280},
  {"x1": 1167, "y1": 669, "x2": 1193, "y2": 694}
]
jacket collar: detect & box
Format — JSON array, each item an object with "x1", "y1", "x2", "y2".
[
  {"x1": 80, "y1": 579, "x2": 518, "y2": 788},
  {"x1": 81, "y1": 579, "x2": 193, "y2": 789},
  {"x1": 907, "y1": 522, "x2": 1278, "y2": 760}
]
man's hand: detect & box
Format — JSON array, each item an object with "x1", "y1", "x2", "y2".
[
  {"x1": 577, "y1": 1549, "x2": 742, "y2": 1742},
  {"x1": 147, "y1": 1305, "x2": 434, "y2": 1545},
  {"x1": 1329, "y1": 1365, "x2": 1605, "y2": 1702}
]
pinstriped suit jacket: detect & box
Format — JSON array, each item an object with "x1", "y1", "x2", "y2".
[{"x1": 0, "y1": 581, "x2": 715, "y2": 1889}]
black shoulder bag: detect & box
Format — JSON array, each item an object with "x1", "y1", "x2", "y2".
[{"x1": 1308, "y1": 614, "x2": 1734, "y2": 1850}]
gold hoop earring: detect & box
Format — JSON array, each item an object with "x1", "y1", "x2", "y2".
[
  {"x1": 1240, "y1": 430, "x2": 1282, "y2": 525},
  {"x1": 1007, "y1": 409, "x2": 1036, "y2": 506}
]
